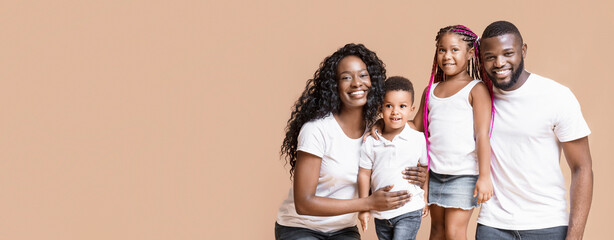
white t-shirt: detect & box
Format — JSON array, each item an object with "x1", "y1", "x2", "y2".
[
  {"x1": 276, "y1": 114, "x2": 363, "y2": 233},
  {"x1": 360, "y1": 124, "x2": 428, "y2": 220},
  {"x1": 477, "y1": 73, "x2": 591, "y2": 230},
  {"x1": 427, "y1": 79, "x2": 481, "y2": 175}
]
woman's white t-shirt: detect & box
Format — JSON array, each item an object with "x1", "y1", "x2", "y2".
[{"x1": 276, "y1": 114, "x2": 363, "y2": 233}]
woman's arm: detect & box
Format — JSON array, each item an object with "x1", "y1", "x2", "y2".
[
  {"x1": 470, "y1": 82, "x2": 493, "y2": 203},
  {"x1": 293, "y1": 151, "x2": 411, "y2": 216}
]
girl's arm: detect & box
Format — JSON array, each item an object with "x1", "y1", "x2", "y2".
[
  {"x1": 293, "y1": 151, "x2": 411, "y2": 216},
  {"x1": 411, "y1": 87, "x2": 429, "y2": 132},
  {"x1": 470, "y1": 82, "x2": 493, "y2": 204}
]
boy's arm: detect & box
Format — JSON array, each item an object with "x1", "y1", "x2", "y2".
[
  {"x1": 357, "y1": 167, "x2": 372, "y2": 232},
  {"x1": 358, "y1": 168, "x2": 372, "y2": 199},
  {"x1": 422, "y1": 172, "x2": 430, "y2": 217},
  {"x1": 471, "y1": 82, "x2": 493, "y2": 203},
  {"x1": 562, "y1": 136, "x2": 593, "y2": 240}
]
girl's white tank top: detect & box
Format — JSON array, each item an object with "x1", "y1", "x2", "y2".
[{"x1": 427, "y1": 79, "x2": 481, "y2": 175}]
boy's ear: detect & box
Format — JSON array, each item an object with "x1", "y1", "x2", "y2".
[{"x1": 410, "y1": 105, "x2": 416, "y2": 112}]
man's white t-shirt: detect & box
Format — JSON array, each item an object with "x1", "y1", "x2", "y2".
[
  {"x1": 276, "y1": 114, "x2": 363, "y2": 233},
  {"x1": 360, "y1": 124, "x2": 428, "y2": 220},
  {"x1": 478, "y1": 73, "x2": 591, "y2": 230}
]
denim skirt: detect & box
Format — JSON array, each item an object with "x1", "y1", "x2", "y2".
[{"x1": 428, "y1": 171, "x2": 479, "y2": 210}]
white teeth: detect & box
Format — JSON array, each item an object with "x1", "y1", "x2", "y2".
[
  {"x1": 350, "y1": 91, "x2": 365, "y2": 95},
  {"x1": 496, "y1": 70, "x2": 511, "y2": 74}
]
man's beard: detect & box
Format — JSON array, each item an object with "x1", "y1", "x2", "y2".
[{"x1": 489, "y1": 57, "x2": 524, "y2": 90}]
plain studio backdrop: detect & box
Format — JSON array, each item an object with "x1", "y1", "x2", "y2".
[{"x1": 1, "y1": 1, "x2": 612, "y2": 239}]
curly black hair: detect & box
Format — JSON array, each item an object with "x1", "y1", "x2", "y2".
[{"x1": 281, "y1": 43, "x2": 386, "y2": 179}]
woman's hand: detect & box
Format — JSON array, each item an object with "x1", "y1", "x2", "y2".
[
  {"x1": 474, "y1": 175, "x2": 493, "y2": 203},
  {"x1": 403, "y1": 163, "x2": 428, "y2": 187},
  {"x1": 363, "y1": 119, "x2": 384, "y2": 141},
  {"x1": 368, "y1": 185, "x2": 411, "y2": 211}
]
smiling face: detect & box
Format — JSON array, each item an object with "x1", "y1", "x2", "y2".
[
  {"x1": 480, "y1": 33, "x2": 528, "y2": 90},
  {"x1": 382, "y1": 90, "x2": 414, "y2": 133},
  {"x1": 436, "y1": 33, "x2": 474, "y2": 78},
  {"x1": 336, "y1": 55, "x2": 372, "y2": 110}
]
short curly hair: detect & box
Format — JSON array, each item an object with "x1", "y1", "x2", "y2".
[
  {"x1": 384, "y1": 76, "x2": 414, "y2": 104},
  {"x1": 281, "y1": 43, "x2": 386, "y2": 178}
]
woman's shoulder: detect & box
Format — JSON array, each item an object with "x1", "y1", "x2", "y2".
[{"x1": 300, "y1": 113, "x2": 334, "y2": 135}]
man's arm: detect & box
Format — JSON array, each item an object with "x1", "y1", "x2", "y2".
[{"x1": 562, "y1": 136, "x2": 593, "y2": 240}]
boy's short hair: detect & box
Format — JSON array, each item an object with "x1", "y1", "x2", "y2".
[{"x1": 384, "y1": 76, "x2": 414, "y2": 103}]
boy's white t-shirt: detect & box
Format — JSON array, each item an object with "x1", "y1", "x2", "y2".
[
  {"x1": 478, "y1": 73, "x2": 591, "y2": 230},
  {"x1": 276, "y1": 114, "x2": 363, "y2": 233},
  {"x1": 360, "y1": 124, "x2": 428, "y2": 220}
]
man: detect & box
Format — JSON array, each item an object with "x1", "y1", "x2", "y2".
[{"x1": 474, "y1": 21, "x2": 593, "y2": 239}]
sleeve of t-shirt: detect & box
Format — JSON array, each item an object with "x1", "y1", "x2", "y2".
[
  {"x1": 418, "y1": 135, "x2": 429, "y2": 166},
  {"x1": 359, "y1": 138, "x2": 374, "y2": 169},
  {"x1": 297, "y1": 121, "x2": 326, "y2": 158},
  {"x1": 554, "y1": 88, "x2": 591, "y2": 142}
]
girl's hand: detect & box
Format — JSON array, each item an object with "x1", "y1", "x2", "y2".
[
  {"x1": 368, "y1": 185, "x2": 411, "y2": 211},
  {"x1": 362, "y1": 119, "x2": 384, "y2": 141},
  {"x1": 358, "y1": 211, "x2": 370, "y2": 232},
  {"x1": 403, "y1": 163, "x2": 428, "y2": 187},
  {"x1": 474, "y1": 176, "x2": 493, "y2": 203},
  {"x1": 422, "y1": 204, "x2": 429, "y2": 218}
]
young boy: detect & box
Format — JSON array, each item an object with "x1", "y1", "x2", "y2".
[{"x1": 358, "y1": 76, "x2": 429, "y2": 240}]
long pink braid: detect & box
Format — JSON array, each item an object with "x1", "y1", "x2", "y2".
[{"x1": 423, "y1": 25, "x2": 495, "y2": 172}]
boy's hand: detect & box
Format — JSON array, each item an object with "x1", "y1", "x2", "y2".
[
  {"x1": 422, "y1": 204, "x2": 430, "y2": 218},
  {"x1": 474, "y1": 176, "x2": 493, "y2": 203},
  {"x1": 363, "y1": 119, "x2": 384, "y2": 141},
  {"x1": 358, "y1": 211, "x2": 371, "y2": 232}
]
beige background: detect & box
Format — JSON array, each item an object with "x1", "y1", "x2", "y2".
[{"x1": 1, "y1": 1, "x2": 612, "y2": 239}]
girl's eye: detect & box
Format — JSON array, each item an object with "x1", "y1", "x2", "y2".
[
  {"x1": 400, "y1": 104, "x2": 406, "y2": 108},
  {"x1": 341, "y1": 76, "x2": 351, "y2": 80},
  {"x1": 360, "y1": 73, "x2": 369, "y2": 78},
  {"x1": 438, "y1": 48, "x2": 445, "y2": 53},
  {"x1": 452, "y1": 48, "x2": 459, "y2": 52},
  {"x1": 385, "y1": 104, "x2": 392, "y2": 108}
]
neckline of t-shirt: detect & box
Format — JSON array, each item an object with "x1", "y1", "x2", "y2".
[
  {"x1": 329, "y1": 114, "x2": 366, "y2": 141},
  {"x1": 377, "y1": 123, "x2": 414, "y2": 143},
  {"x1": 495, "y1": 72, "x2": 535, "y2": 96},
  {"x1": 430, "y1": 79, "x2": 479, "y2": 101}
]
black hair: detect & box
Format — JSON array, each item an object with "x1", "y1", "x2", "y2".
[
  {"x1": 481, "y1": 20, "x2": 523, "y2": 44},
  {"x1": 281, "y1": 43, "x2": 386, "y2": 178},
  {"x1": 384, "y1": 76, "x2": 414, "y2": 104}
]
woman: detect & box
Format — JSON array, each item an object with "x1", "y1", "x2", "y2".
[{"x1": 275, "y1": 43, "x2": 425, "y2": 240}]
